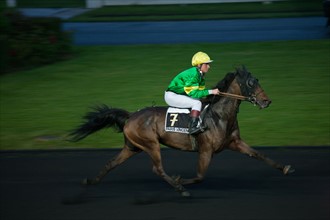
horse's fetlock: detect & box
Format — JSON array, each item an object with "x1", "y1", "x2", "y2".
[
  {"x1": 196, "y1": 175, "x2": 204, "y2": 182},
  {"x1": 172, "y1": 175, "x2": 182, "y2": 183},
  {"x1": 175, "y1": 184, "x2": 186, "y2": 192}
]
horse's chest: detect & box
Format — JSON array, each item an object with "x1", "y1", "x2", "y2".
[{"x1": 216, "y1": 119, "x2": 237, "y2": 141}]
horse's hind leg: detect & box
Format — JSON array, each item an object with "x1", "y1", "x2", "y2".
[
  {"x1": 229, "y1": 139, "x2": 295, "y2": 175},
  {"x1": 148, "y1": 148, "x2": 191, "y2": 197},
  {"x1": 83, "y1": 145, "x2": 141, "y2": 185}
]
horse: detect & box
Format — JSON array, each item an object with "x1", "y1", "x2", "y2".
[{"x1": 69, "y1": 66, "x2": 294, "y2": 197}]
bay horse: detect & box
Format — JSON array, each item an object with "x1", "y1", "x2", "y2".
[{"x1": 69, "y1": 66, "x2": 294, "y2": 197}]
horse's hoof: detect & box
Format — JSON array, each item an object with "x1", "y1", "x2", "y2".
[
  {"x1": 283, "y1": 165, "x2": 295, "y2": 175},
  {"x1": 81, "y1": 178, "x2": 91, "y2": 185},
  {"x1": 181, "y1": 191, "x2": 191, "y2": 197}
]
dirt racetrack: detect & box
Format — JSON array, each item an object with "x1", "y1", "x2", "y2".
[{"x1": 0, "y1": 147, "x2": 329, "y2": 220}]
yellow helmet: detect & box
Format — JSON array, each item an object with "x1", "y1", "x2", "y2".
[{"x1": 191, "y1": 51, "x2": 213, "y2": 66}]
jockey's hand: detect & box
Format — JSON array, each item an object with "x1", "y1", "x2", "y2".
[{"x1": 211, "y1": 88, "x2": 220, "y2": 95}]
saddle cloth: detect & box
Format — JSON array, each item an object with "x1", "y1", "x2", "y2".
[{"x1": 165, "y1": 107, "x2": 190, "y2": 134}]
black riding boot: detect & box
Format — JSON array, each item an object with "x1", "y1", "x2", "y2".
[
  {"x1": 189, "y1": 117, "x2": 202, "y2": 135},
  {"x1": 189, "y1": 110, "x2": 204, "y2": 135}
]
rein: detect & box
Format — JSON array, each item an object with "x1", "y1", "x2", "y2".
[
  {"x1": 218, "y1": 91, "x2": 250, "y2": 101},
  {"x1": 217, "y1": 89, "x2": 264, "y2": 104}
]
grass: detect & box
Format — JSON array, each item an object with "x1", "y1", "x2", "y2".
[{"x1": 0, "y1": 39, "x2": 329, "y2": 150}]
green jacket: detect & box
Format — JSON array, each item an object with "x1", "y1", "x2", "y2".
[{"x1": 167, "y1": 67, "x2": 210, "y2": 99}]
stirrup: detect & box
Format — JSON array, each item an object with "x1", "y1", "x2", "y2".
[
  {"x1": 189, "y1": 126, "x2": 202, "y2": 135},
  {"x1": 189, "y1": 124, "x2": 207, "y2": 135}
]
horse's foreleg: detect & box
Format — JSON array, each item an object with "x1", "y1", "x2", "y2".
[
  {"x1": 229, "y1": 140, "x2": 294, "y2": 175},
  {"x1": 177, "y1": 150, "x2": 213, "y2": 185},
  {"x1": 83, "y1": 146, "x2": 141, "y2": 185}
]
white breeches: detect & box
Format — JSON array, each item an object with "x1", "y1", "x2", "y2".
[{"x1": 164, "y1": 91, "x2": 202, "y2": 111}]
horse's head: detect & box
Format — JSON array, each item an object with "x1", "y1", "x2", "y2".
[{"x1": 235, "y1": 66, "x2": 272, "y2": 109}]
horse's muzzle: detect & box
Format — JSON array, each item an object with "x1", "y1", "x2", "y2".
[{"x1": 258, "y1": 99, "x2": 272, "y2": 109}]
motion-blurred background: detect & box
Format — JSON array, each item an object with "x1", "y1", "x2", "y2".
[{"x1": 0, "y1": 0, "x2": 329, "y2": 150}]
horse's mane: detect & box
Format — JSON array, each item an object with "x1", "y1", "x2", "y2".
[
  {"x1": 215, "y1": 65, "x2": 249, "y2": 91},
  {"x1": 202, "y1": 65, "x2": 249, "y2": 106},
  {"x1": 202, "y1": 71, "x2": 236, "y2": 105},
  {"x1": 214, "y1": 72, "x2": 236, "y2": 92}
]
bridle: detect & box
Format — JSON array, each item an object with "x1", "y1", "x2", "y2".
[{"x1": 217, "y1": 72, "x2": 262, "y2": 105}]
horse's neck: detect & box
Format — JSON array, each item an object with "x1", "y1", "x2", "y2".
[{"x1": 213, "y1": 81, "x2": 241, "y2": 120}]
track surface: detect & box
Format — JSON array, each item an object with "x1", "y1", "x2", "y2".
[{"x1": 0, "y1": 147, "x2": 329, "y2": 220}]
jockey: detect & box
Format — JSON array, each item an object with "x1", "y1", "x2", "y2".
[{"x1": 165, "y1": 51, "x2": 220, "y2": 135}]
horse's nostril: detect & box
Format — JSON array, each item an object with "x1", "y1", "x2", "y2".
[{"x1": 264, "y1": 100, "x2": 272, "y2": 107}]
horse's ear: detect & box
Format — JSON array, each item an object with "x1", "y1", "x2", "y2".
[
  {"x1": 236, "y1": 65, "x2": 249, "y2": 77},
  {"x1": 242, "y1": 65, "x2": 250, "y2": 74}
]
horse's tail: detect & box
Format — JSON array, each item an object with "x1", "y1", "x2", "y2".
[{"x1": 68, "y1": 104, "x2": 130, "y2": 142}]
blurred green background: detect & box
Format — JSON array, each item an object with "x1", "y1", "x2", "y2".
[{"x1": 0, "y1": 1, "x2": 329, "y2": 150}]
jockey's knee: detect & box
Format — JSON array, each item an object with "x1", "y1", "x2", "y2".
[{"x1": 192, "y1": 100, "x2": 202, "y2": 111}]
